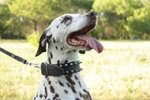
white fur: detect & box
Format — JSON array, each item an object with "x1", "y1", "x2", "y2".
[{"x1": 34, "y1": 12, "x2": 96, "y2": 100}]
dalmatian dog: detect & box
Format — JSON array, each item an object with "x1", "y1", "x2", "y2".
[{"x1": 34, "y1": 11, "x2": 103, "y2": 100}]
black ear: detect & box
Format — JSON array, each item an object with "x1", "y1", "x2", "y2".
[{"x1": 35, "y1": 31, "x2": 48, "y2": 57}]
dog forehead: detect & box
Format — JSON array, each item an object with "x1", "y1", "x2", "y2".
[
  {"x1": 49, "y1": 13, "x2": 81, "y2": 29},
  {"x1": 63, "y1": 13, "x2": 80, "y2": 17},
  {"x1": 53, "y1": 13, "x2": 80, "y2": 22}
]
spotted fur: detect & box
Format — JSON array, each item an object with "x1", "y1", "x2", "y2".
[{"x1": 34, "y1": 12, "x2": 98, "y2": 100}]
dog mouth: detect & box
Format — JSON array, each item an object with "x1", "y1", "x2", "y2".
[{"x1": 66, "y1": 22, "x2": 103, "y2": 53}]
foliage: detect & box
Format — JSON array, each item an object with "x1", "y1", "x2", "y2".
[
  {"x1": 0, "y1": 4, "x2": 10, "y2": 38},
  {"x1": 0, "y1": 0, "x2": 150, "y2": 40},
  {"x1": 6, "y1": 0, "x2": 92, "y2": 45},
  {"x1": 93, "y1": 0, "x2": 150, "y2": 39},
  {"x1": 0, "y1": 3, "x2": 32, "y2": 39},
  {"x1": 0, "y1": 0, "x2": 93, "y2": 40},
  {"x1": 26, "y1": 32, "x2": 40, "y2": 47}
]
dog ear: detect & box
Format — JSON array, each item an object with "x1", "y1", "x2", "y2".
[{"x1": 35, "y1": 30, "x2": 48, "y2": 57}]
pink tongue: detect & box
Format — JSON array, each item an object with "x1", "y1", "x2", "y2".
[{"x1": 77, "y1": 35, "x2": 103, "y2": 53}]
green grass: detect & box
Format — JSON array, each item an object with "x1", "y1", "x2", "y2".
[{"x1": 0, "y1": 40, "x2": 150, "y2": 100}]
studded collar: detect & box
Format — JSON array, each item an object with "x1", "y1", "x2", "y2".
[{"x1": 41, "y1": 61, "x2": 82, "y2": 76}]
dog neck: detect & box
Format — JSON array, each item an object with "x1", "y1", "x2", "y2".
[{"x1": 47, "y1": 44, "x2": 79, "y2": 65}]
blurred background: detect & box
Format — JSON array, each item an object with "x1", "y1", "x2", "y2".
[{"x1": 0, "y1": 0, "x2": 150, "y2": 100}]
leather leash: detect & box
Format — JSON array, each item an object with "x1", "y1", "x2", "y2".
[{"x1": 0, "y1": 47, "x2": 82, "y2": 76}]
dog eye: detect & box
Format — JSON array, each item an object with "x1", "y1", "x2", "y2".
[
  {"x1": 61, "y1": 16, "x2": 72, "y2": 24},
  {"x1": 64, "y1": 16, "x2": 72, "y2": 21}
]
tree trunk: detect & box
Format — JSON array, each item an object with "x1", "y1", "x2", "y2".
[{"x1": 33, "y1": 20, "x2": 38, "y2": 34}]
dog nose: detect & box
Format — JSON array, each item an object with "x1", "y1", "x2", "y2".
[{"x1": 87, "y1": 11, "x2": 97, "y2": 18}]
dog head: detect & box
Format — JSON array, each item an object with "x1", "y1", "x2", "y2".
[{"x1": 35, "y1": 11, "x2": 103, "y2": 56}]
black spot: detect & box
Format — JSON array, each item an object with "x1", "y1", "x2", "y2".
[
  {"x1": 50, "y1": 86, "x2": 55, "y2": 93},
  {"x1": 66, "y1": 83, "x2": 71, "y2": 87},
  {"x1": 79, "y1": 92, "x2": 83, "y2": 97},
  {"x1": 74, "y1": 75, "x2": 78, "y2": 80},
  {"x1": 56, "y1": 25, "x2": 59, "y2": 28},
  {"x1": 39, "y1": 94, "x2": 43, "y2": 98},
  {"x1": 53, "y1": 38, "x2": 56, "y2": 43},
  {"x1": 73, "y1": 50, "x2": 76, "y2": 52},
  {"x1": 55, "y1": 46, "x2": 58, "y2": 50},
  {"x1": 83, "y1": 89, "x2": 87, "y2": 93},
  {"x1": 64, "y1": 60, "x2": 68, "y2": 63},
  {"x1": 58, "y1": 81, "x2": 64, "y2": 86},
  {"x1": 78, "y1": 81, "x2": 81, "y2": 87},
  {"x1": 34, "y1": 97, "x2": 36, "y2": 100},
  {"x1": 53, "y1": 93, "x2": 59, "y2": 99},
  {"x1": 48, "y1": 81, "x2": 51, "y2": 85},
  {"x1": 61, "y1": 47, "x2": 63, "y2": 50},
  {"x1": 64, "y1": 90, "x2": 68, "y2": 94},
  {"x1": 48, "y1": 57, "x2": 51, "y2": 64},
  {"x1": 71, "y1": 86, "x2": 76, "y2": 93},
  {"x1": 50, "y1": 52, "x2": 53, "y2": 59},
  {"x1": 57, "y1": 60, "x2": 60, "y2": 65},
  {"x1": 44, "y1": 86, "x2": 47, "y2": 98},
  {"x1": 65, "y1": 76, "x2": 75, "y2": 85},
  {"x1": 79, "y1": 50, "x2": 85, "y2": 54},
  {"x1": 75, "y1": 98, "x2": 80, "y2": 100}
]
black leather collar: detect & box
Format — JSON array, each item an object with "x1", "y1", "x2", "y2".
[{"x1": 41, "y1": 61, "x2": 82, "y2": 76}]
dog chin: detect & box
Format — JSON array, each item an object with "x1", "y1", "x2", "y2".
[{"x1": 79, "y1": 46, "x2": 91, "y2": 51}]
